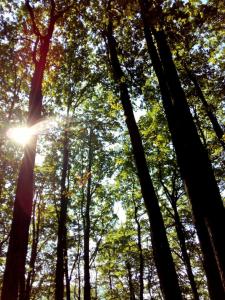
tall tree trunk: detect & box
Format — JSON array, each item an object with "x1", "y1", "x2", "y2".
[
  {"x1": 126, "y1": 261, "x2": 136, "y2": 300},
  {"x1": 105, "y1": 17, "x2": 182, "y2": 300},
  {"x1": 55, "y1": 130, "x2": 70, "y2": 300},
  {"x1": 153, "y1": 27, "x2": 225, "y2": 290},
  {"x1": 169, "y1": 197, "x2": 199, "y2": 300},
  {"x1": 1, "y1": 2, "x2": 57, "y2": 297},
  {"x1": 159, "y1": 172, "x2": 200, "y2": 299},
  {"x1": 83, "y1": 128, "x2": 93, "y2": 300},
  {"x1": 134, "y1": 205, "x2": 144, "y2": 300},
  {"x1": 138, "y1": 1, "x2": 225, "y2": 297},
  {"x1": 24, "y1": 194, "x2": 42, "y2": 300},
  {"x1": 185, "y1": 67, "x2": 225, "y2": 150},
  {"x1": 174, "y1": 207, "x2": 199, "y2": 300},
  {"x1": 65, "y1": 255, "x2": 71, "y2": 300}
]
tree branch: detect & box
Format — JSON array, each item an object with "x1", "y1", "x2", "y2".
[{"x1": 25, "y1": 0, "x2": 42, "y2": 37}]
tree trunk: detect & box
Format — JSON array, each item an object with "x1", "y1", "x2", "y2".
[
  {"x1": 153, "y1": 27, "x2": 225, "y2": 291},
  {"x1": 159, "y1": 171, "x2": 200, "y2": 299},
  {"x1": 138, "y1": 1, "x2": 225, "y2": 297},
  {"x1": 134, "y1": 205, "x2": 144, "y2": 300},
  {"x1": 1, "y1": 22, "x2": 54, "y2": 300},
  {"x1": 172, "y1": 200, "x2": 199, "y2": 300},
  {"x1": 24, "y1": 195, "x2": 42, "y2": 300},
  {"x1": 105, "y1": 18, "x2": 182, "y2": 300},
  {"x1": 126, "y1": 261, "x2": 136, "y2": 300},
  {"x1": 83, "y1": 128, "x2": 93, "y2": 300},
  {"x1": 186, "y1": 67, "x2": 225, "y2": 150},
  {"x1": 55, "y1": 130, "x2": 70, "y2": 300},
  {"x1": 65, "y1": 255, "x2": 71, "y2": 300}
]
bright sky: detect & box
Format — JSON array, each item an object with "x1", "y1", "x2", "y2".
[{"x1": 113, "y1": 201, "x2": 126, "y2": 224}]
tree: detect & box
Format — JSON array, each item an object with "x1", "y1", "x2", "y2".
[
  {"x1": 1, "y1": 1, "x2": 69, "y2": 299},
  {"x1": 104, "y1": 4, "x2": 182, "y2": 298},
  {"x1": 138, "y1": 0, "x2": 225, "y2": 296}
]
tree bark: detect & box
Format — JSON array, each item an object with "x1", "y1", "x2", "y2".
[
  {"x1": 105, "y1": 17, "x2": 182, "y2": 300},
  {"x1": 83, "y1": 128, "x2": 93, "y2": 300},
  {"x1": 138, "y1": 1, "x2": 225, "y2": 297}
]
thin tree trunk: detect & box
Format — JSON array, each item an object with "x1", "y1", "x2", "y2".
[
  {"x1": 186, "y1": 67, "x2": 225, "y2": 150},
  {"x1": 76, "y1": 218, "x2": 81, "y2": 300},
  {"x1": 55, "y1": 130, "x2": 70, "y2": 300},
  {"x1": 105, "y1": 16, "x2": 182, "y2": 300},
  {"x1": 138, "y1": 1, "x2": 225, "y2": 297},
  {"x1": 134, "y1": 205, "x2": 144, "y2": 300},
  {"x1": 170, "y1": 199, "x2": 199, "y2": 300},
  {"x1": 83, "y1": 128, "x2": 93, "y2": 300},
  {"x1": 159, "y1": 172, "x2": 200, "y2": 299},
  {"x1": 24, "y1": 194, "x2": 42, "y2": 300},
  {"x1": 126, "y1": 261, "x2": 136, "y2": 300},
  {"x1": 65, "y1": 254, "x2": 71, "y2": 300},
  {"x1": 1, "y1": 2, "x2": 57, "y2": 297}
]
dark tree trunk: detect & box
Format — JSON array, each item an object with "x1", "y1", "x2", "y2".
[
  {"x1": 153, "y1": 27, "x2": 225, "y2": 290},
  {"x1": 75, "y1": 214, "x2": 82, "y2": 300},
  {"x1": 65, "y1": 255, "x2": 71, "y2": 300},
  {"x1": 139, "y1": 1, "x2": 225, "y2": 297},
  {"x1": 159, "y1": 172, "x2": 199, "y2": 299},
  {"x1": 134, "y1": 205, "x2": 144, "y2": 300},
  {"x1": 186, "y1": 67, "x2": 225, "y2": 150},
  {"x1": 171, "y1": 199, "x2": 199, "y2": 300},
  {"x1": 105, "y1": 18, "x2": 182, "y2": 300},
  {"x1": 126, "y1": 261, "x2": 136, "y2": 300},
  {"x1": 1, "y1": 11, "x2": 55, "y2": 298},
  {"x1": 55, "y1": 129, "x2": 70, "y2": 300},
  {"x1": 83, "y1": 128, "x2": 93, "y2": 300}
]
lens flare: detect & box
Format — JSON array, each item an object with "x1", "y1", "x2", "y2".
[
  {"x1": 7, "y1": 127, "x2": 33, "y2": 146},
  {"x1": 6, "y1": 119, "x2": 57, "y2": 146}
]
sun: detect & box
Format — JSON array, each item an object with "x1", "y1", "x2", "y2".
[
  {"x1": 7, "y1": 127, "x2": 33, "y2": 146},
  {"x1": 6, "y1": 119, "x2": 57, "y2": 146}
]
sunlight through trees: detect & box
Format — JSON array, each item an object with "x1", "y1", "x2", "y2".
[{"x1": 0, "y1": 1, "x2": 224, "y2": 299}]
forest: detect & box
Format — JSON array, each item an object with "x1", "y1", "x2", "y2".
[{"x1": 0, "y1": 0, "x2": 224, "y2": 299}]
